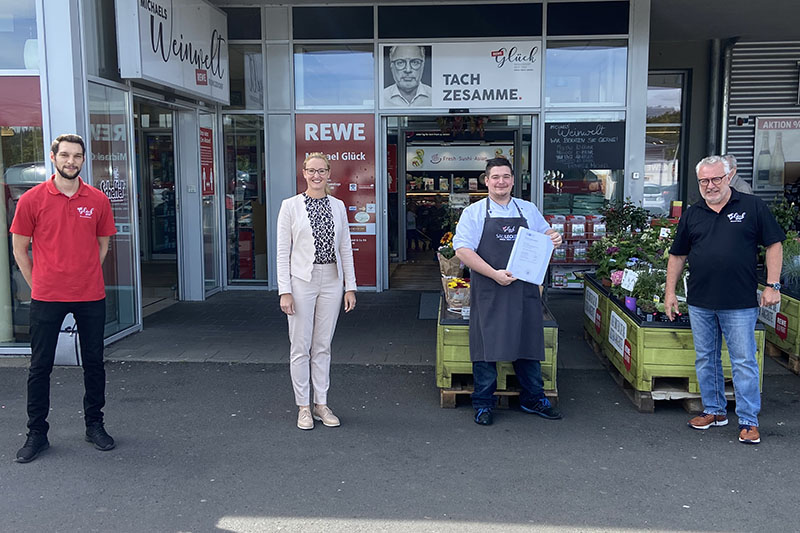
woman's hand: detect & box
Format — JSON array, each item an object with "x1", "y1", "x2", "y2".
[
  {"x1": 344, "y1": 291, "x2": 356, "y2": 313},
  {"x1": 280, "y1": 293, "x2": 295, "y2": 315}
]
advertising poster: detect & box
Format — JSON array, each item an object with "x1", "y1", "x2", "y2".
[
  {"x1": 752, "y1": 116, "x2": 800, "y2": 192},
  {"x1": 200, "y1": 127, "x2": 214, "y2": 196},
  {"x1": 380, "y1": 42, "x2": 541, "y2": 109},
  {"x1": 295, "y1": 114, "x2": 376, "y2": 286},
  {"x1": 89, "y1": 111, "x2": 133, "y2": 291}
]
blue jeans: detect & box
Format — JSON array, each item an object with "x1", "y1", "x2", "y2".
[
  {"x1": 471, "y1": 360, "x2": 544, "y2": 409},
  {"x1": 688, "y1": 305, "x2": 761, "y2": 427}
]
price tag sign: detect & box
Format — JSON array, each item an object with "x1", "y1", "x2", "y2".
[
  {"x1": 595, "y1": 309, "x2": 602, "y2": 334},
  {"x1": 776, "y1": 312, "x2": 789, "y2": 340},
  {"x1": 623, "y1": 339, "x2": 632, "y2": 371},
  {"x1": 620, "y1": 269, "x2": 639, "y2": 292},
  {"x1": 659, "y1": 227, "x2": 671, "y2": 239}
]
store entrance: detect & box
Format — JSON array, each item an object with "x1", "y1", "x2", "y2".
[
  {"x1": 134, "y1": 100, "x2": 179, "y2": 314},
  {"x1": 386, "y1": 115, "x2": 533, "y2": 290}
]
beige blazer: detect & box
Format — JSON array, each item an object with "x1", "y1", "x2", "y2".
[{"x1": 276, "y1": 193, "x2": 357, "y2": 295}]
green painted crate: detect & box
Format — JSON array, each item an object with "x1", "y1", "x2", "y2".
[
  {"x1": 584, "y1": 275, "x2": 765, "y2": 394},
  {"x1": 436, "y1": 297, "x2": 557, "y2": 393},
  {"x1": 757, "y1": 283, "x2": 800, "y2": 358}
]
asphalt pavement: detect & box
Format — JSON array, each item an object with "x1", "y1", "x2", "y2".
[{"x1": 0, "y1": 291, "x2": 798, "y2": 533}]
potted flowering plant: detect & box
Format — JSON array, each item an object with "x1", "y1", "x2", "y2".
[
  {"x1": 437, "y1": 231, "x2": 463, "y2": 277},
  {"x1": 442, "y1": 276, "x2": 470, "y2": 311}
]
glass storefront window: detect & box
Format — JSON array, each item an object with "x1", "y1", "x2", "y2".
[
  {"x1": 645, "y1": 73, "x2": 685, "y2": 215},
  {"x1": 228, "y1": 45, "x2": 263, "y2": 110},
  {"x1": 82, "y1": 0, "x2": 121, "y2": 81},
  {"x1": 223, "y1": 115, "x2": 266, "y2": 283},
  {"x1": 199, "y1": 113, "x2": 220, "y2": 292},
  {"x1": 545, "y1": 40, "x2": 627, "y2": 107},
  {"x1": 87, "y1": 83, "x2": 138, "y2": 336},
  {"x1": 0, "y1": 1, "x2": 38, "y2": 70},
  {"x1": 0, "y1": 76, "x2": 44, "y2": 345},
  {"x1": 294, "y1": 45, "x2": 374, "y2": 109}
]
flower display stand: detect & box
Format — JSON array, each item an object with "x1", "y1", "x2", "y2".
[
  {"x1": 757, "y1": 283, "x2": 800, "y2": 374},
  {"x1": 436, "y1": 295, "x2": 558, "y2": 408},
  {"x1": 583, "y1": 275, "x2": 765, "y2": 412}
]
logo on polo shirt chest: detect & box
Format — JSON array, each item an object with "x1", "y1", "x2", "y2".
[
  {"x1": 727, "y1": 211, "x2": 746, "y2": 223},
  {"x1": 76, "y1": 207, "x2": 95, "y2": 219}
]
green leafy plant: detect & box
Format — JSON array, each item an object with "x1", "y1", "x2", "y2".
[
  {"x1": 781, "y1": 230, "x2": 800, "y2": 288},
  {"x1": 632, "y1": 270, "x2": 666, "y2": 301},
  {"x1": 770, "y1": 195, "x2": 799, "y2": 233},
  {"x1": 600, "y1": 198, "x2": 650, "y2": 236}
]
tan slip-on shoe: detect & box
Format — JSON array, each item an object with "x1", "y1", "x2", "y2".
[
  {"x1": 688, "y1": 413, "x2": 728, "y2": 430},
  {"x1": 297, "y1": 407, "x2": 314, "y2": 430},
  {"x1": 738, "y1": 425, "x2": 761, "y2": 444},
  {"x1": 312, "y1": 405, "x2": 341, "y2": 427}
]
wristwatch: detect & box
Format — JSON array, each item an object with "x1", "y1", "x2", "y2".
[{"x1": 766, "y1": 282, "x2": 782, "y2": 291}]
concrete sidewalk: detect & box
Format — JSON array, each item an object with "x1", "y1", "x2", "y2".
[{"x1": 104, "y1": 290, "x2": 440, "y2": 365}]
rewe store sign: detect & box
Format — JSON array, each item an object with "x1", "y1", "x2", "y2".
[{"x1": 115, "y1": 0, "x2": 230, "y2": 105}]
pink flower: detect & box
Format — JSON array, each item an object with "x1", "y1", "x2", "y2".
[{"x1": 610, "y1": 270, "x2": 624, "y2": 286}]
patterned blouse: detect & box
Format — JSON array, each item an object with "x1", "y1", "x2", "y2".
[{"x1": 303, "y1": 193, "x2": 336, "y2": 264}]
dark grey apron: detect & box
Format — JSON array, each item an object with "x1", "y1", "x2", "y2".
[{"x1": 468, "y1": 199, "x2": 545, "y2": 362}]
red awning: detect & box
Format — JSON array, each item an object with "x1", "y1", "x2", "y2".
[{"x1": 0, "y1": 76, "x2": 42, "y2": 127}]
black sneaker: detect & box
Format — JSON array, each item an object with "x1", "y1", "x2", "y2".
[
  {"x1": 474, "y1": 407, "x2": 493, "y2": 425},
  {"x1": 15, "y1": 432, "x2": 50, "y2": 463},
  {"x1": 85, "y1": 424, "x2": 116, "y2": 451},
  {"x1": 521, "y1": 397, "x2": 563, "y2": 420}
]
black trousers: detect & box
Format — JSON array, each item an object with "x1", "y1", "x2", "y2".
[{"x1": 27, "y1": 299, "x2": 107, "y2": 434}]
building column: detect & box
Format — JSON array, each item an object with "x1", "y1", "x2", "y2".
[
  {"x1": 625, "y1": 0, "x2": 651, "y2": 203},
  {"x1": 38, "y1": 0, "x2": 87, "y2": 156}
]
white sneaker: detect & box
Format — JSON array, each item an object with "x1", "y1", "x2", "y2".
[
  {"x1": 297, "y1": 407, "x2": 314, "y2": 430},
  {"x1": 312, "y1": 405, "x2": 341, "y2": 427}
]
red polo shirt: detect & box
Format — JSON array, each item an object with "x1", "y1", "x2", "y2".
[{"x1": 10, "y1": 176, "x2": 117, "y2": 302}]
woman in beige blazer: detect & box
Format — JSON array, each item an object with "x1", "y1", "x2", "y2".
[{"x1": 277, "y1": 152, "x2": 357, "y2": 430}]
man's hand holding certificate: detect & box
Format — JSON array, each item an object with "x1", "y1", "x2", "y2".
[{"x1": 506, "y1": 227, "x2": 555, "y2": 285}]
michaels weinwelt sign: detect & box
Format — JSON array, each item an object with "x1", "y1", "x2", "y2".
[
  {"x1": 115, "y1": 0, "x2": 229, "y2": 104},
  {"x1": 381, "y1": 42, "x2": 541, "y2": 109}
]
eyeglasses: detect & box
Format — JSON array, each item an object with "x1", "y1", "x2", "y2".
[
  {"x1": 698, "y1": 175, "x2": 727, "y2": 187},
  {"x1": 304, "y1": 168, "x2": 329, "y2": 176},
  {"x1": 391, "y1": 58, "x2": 424, "y2": 71}
]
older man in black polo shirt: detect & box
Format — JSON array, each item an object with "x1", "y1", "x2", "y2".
[{"x1": 665, "y1": 155, "x2": 784, "y2": 445}]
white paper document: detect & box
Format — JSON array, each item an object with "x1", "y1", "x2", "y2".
[{"x1": 505, "y1": 227, "x2": 554, "y2": 285}]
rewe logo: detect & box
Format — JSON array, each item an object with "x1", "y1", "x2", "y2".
[
  {"x1": 77, "y1": 207, "x2": 95, "y2": 219},
  {"x1": 196, "y1": 69, "x2": 208, "y2": 85},
  {"x1": 727, "y1": 211, "x2": 746, "y2": 223}
]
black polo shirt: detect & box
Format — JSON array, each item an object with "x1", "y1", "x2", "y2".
[{"x1": 669, "y1": 189, "x2": 785, "y2": 309}]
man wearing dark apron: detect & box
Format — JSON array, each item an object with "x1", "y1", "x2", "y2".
[{"x1": 454, "y1": 158, "x2": 563, "y2": 425}]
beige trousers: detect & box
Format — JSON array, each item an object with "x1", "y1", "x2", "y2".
[{"x1": 287, "y1": 264, "x2": 343, "y2": 406}]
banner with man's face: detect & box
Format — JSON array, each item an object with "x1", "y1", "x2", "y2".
[{"x1": 380, "y1": 42, "x2": 542, "y2": 109}]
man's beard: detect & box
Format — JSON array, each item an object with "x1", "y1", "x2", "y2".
[{"x1": 56, "y1": 164, "x2": 81, "y2": 180}]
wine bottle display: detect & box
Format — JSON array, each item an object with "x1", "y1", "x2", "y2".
[
  {"x1": 769, "y1": 131, "x2": 785, "y2": 186},
  {"x1": 755, "y1": 132, "x2": 771, "y2": 187}
]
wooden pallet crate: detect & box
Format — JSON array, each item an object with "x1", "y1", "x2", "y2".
[
  {"x1": 439, "y1": 373, "x2": 559, "y2": 408},
  {"x1": 757, "y1": 283, "x2": 800, "y2": 375},
  {"x1": 436, "y1": 296, "x2": 558, "y2": 406},
  {"x1": 584, "y1": 275, "x2": 765, "y2": 412}
]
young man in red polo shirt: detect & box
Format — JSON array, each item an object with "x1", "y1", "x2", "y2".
[{"x1": 10, "y1": 134, "x2": 117, "y2": 463}]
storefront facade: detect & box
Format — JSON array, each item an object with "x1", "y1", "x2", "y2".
[{"x1": 2, "y1": 0, "x2": 798, "y2": 353}]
